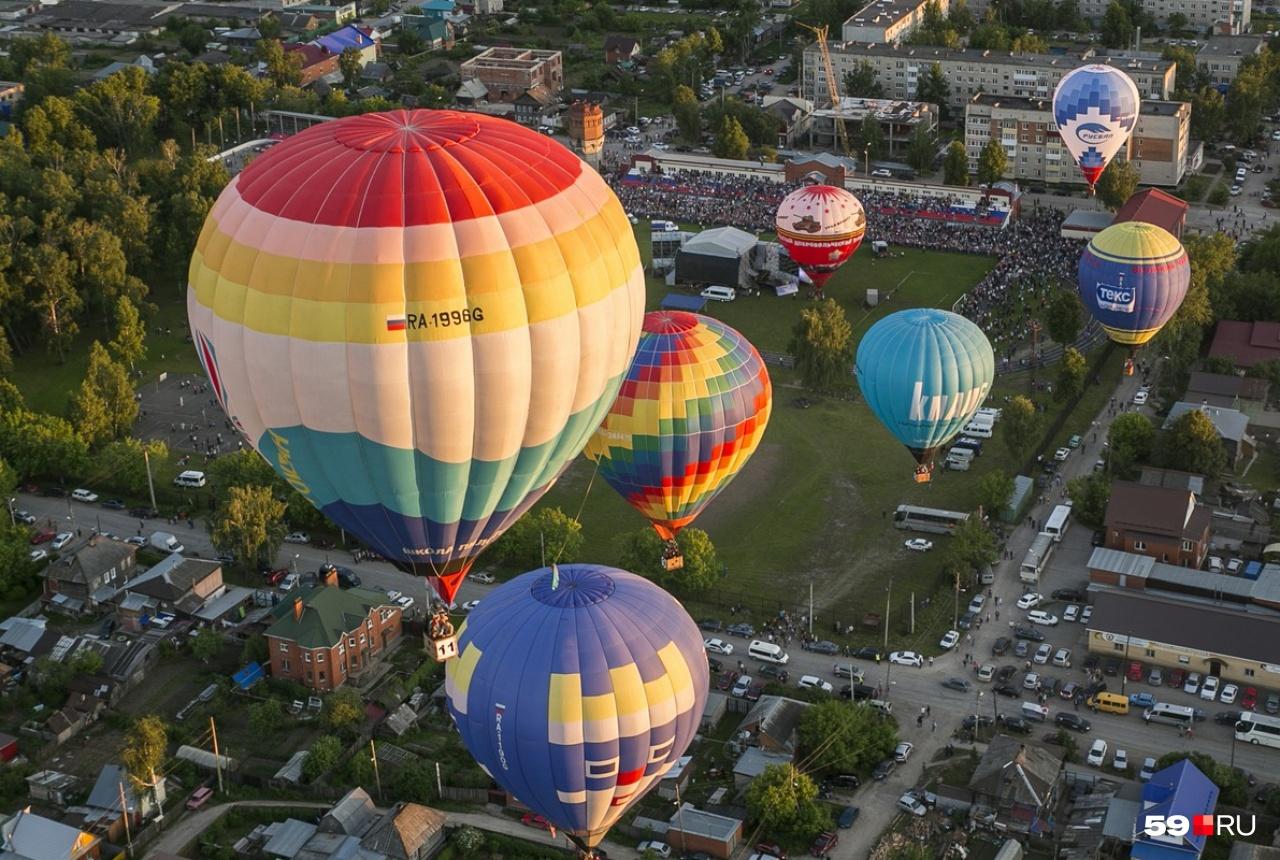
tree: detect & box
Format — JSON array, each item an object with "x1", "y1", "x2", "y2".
[
  {"x1": 842, "y1": 61, "x2": 884, "y2": 98},
  {"x1": 302, "y1": 735, "x2": 343, "y2": 781},
  {"x1": 72, "y1": 66, "x2": 159, "y2": 154},
  {"x1": 1003, "y1": 395, "x2": 1043, "y2": 463},
  {"x1": 96, "y1": 438, "x2": 169, "y2": 497},
  {"x1": 1166, "y1": 11, "x2": 1189, "y2": 33},
  {"x1": 120, "y1": 715, "x2": 168, "y2": 797},
  {"x1": 969, "y1": 22, "x2": 1010, "y2": 51},
  {"x1": 191, "y1": 628, "x2": 221, "y2": 662},
  {"x1": 1101, "y1": 1, "x2": 1134, "y2": 48},
  {"x1": 948, "y1": 515, "x2": 999, "y2": 571},
  {"x1": 339, "y1": 48, "x2": 362, "y2": 91},
  {"x1": 69, "y1": 649, "x2": 104, "y2": 674},
  {"x1": 615, "y1": 527, "x2": 720, "y2": 592},
  {"x1": 1190, "y1": 86, "x2": 1226, "y2": 142},
  {"x1": 21, "y1": 241, "x2": 79, "y2": 360},
  {"x1": 1011, "y1": 31, "x2": 1049, "y2": 52},
  {"x1": 744, "y1": 764, "x2": 830, "y2": 841},
  {"x1": 108, "y1": 296, "x2": 146, "y2": 370},
  {"x1": 976, "y1": 139, "x2": 1007, "y2": 186},
  {"x1": 1155, "y1": 751, "x2": 1249, "y2": 807},
  {"x1": 1096, "y1": 159, "x2": 1140, "y2": 210},
  {"x1": 1054, "y1": 347, "x2": 1087, "y2": 402},
  {"x1": 1067, "y1": 472, "x2": 1111, "y2": 528},
  {"x1": 69, "y1": 342, "x2": 137, "y2": 448},
  {"x1": 208, "y1": 448, "x2": 280, "y2": 494},
  {"x1": 1107, "y1": 412, "x2": 1155, "y2": 478},
  {"x1": 249, "y1": 698, "x2": 285, "y2": 734},
  {"x1": 325, "y1": 687, "x2": 364, "y2": 730},
  {"x1": 915, "y1": 62, "x2": 951, "y2": 119},
  {"x1": 672, "y1": 85, "x2": 700, "y2": 142},
  {"x1": 796, "y1": 701, "x2": 897, "y2": 775},
  {"x1": 943, "y1": 140, "x2": 969, "y2": 186},
  {"x1": 258, "y1": 39, "x2": 302, "y2": 88},
  {"x1": 1157, "y1": 409, "x2": 1227, "y2": 476},
  {"x1": 1163, "y1": 45, "x2": 1205, "y2": 96},
  {"x1": 492, "y1": 506, "x2": 583, "y2": 570},
  {"x1": 453, "y1": 827, "x2": 484, "y2": 853},
  {"x1": 976, "y1": 470, "x2": 1015, "y2": 518},
  {"x1": 853, "y1": 114, "x2": 885, "y2": 160},
  {"x1": 790, "y1": 298, "x2": 853, "y2": 392},
  {"x1": 0, "y1": 458, "x2": 15, "y2": 501},
  {"x1": 212, "y1": 485, "x2": 289, "y2": 566},
  {"x1": 1044, "y1": 290, "x2": 1082, "y2": 347},
  {"x1": 712, "y1": 115, "x2": 749, "y2": 160},
  {"x1": 906, "y1": 125, "x2": 937, "y2": 173}
]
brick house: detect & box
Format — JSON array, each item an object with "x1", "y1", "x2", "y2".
[
  {"x1": 284, "y1": 43, "x2": 339, "y2": 86},
  {"x1": 265, "y1": 577, "x2": 402, "y2": 692},
  {"x1": 121, "y1": 554, "x2": 223, "y2": 616},
  {"x1": 42, "y1": 537, "x2": 137, "y2": 611},
  {"x1": 458, "y1": 47, "x2": 562, "y2": 102},
  {"x1": 1104, "y1": 481, "x2": 1211, "y2": 569},
  {"x1": 603, "y1": 35, "x2": 640, "y2": 65}
]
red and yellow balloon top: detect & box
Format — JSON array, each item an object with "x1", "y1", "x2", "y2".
[{"x1": 774, "y1": 184, "x2": 866, "y2": 287}]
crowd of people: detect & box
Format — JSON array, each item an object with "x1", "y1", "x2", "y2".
[{"x1": 605, "y1": 167, "x2": 1087, "y2": 363}]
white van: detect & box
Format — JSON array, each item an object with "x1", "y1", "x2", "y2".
[
  {"x1": 1021, "y1": 702, "x2": 1050, "y2": 721},
  {"x1": 961, "y1": 423, "x2": 993, "y2": 439},
  {"x1": 700, "y1": 286, "x2": 737, "y2": 302},
  {"x1": 1144, "y1": 703, "x2": 1196, "y2": 727},
  {"x1": 945, "y1": 454, "x2": 971, "y2": 471},
  {"x1": 747, "y1": 640, "x2": 789, "y2": 665},
  {"x1": 868, "y1": 699, "x2": 893, "y2": 715},
  {"x1": 174, "y1": 470, "x2": 207, "y2": 488}
]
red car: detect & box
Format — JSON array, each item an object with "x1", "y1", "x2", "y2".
[
  {"x1": 810, "y1": 831, "x2": 839, "y2": 857},
  {"x1": 1242, "y1": 687, "x2": 1259, "y2": 711},
  {"x1": 262, "y1": 568, "x2": 288, "y2": 585},
  {"x1": 29, "y1": 530, "x2": 54, "y2": 546},
  {"x1": 521, "y1": 813, "x2": 553, "y2": 832},
  {"x1": 1126, "y1": 661, "x2": 1144, "y2": 682},
  {"x1": 757, "y1": 842, "x2": 788, "y2": 859},
  {"x1": 1168, "y1": 668, "x2": 1187, "y2": 689}
]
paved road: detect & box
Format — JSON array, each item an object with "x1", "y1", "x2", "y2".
[{"x1": 144, "y1": 799, "x2": 332, "y2": 857}]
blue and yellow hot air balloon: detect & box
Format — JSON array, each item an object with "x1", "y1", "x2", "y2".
[
  {"x1": 445, "y1": 565, "x2": 708, "y2": 857},
  {"x1": 855, "y1": 308, "x2": 995, "y2": 482},
  {"x1": 1078, "y1": 220, "x2": 1190, "y2": 351},
  {"x1": 187, "y1": 110, "x2": 645, "y2": 606},
  {"x1": 584, "y1": 311, "x2": 771, "y2": 568}
]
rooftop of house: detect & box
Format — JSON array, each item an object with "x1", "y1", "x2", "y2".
[
  {"x1": 266, "y1": 586, "x2": 394, "y2": 649},
  {"x1": 44, "y1": 538, "x2": 136, "y2": 585},
  {"x1": 1103, "y1": 481, "x2": 1206, "y2": 539},
  {"x1": 970, "y1": 735, "x2": 1062, "y2": 807}
]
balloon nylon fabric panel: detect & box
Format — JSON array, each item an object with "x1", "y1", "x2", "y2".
[
  {"x1": 584, "y1": 312, "x2": 773, "y2": 539},
  {"x1": 1077, "y1": 221, "x2": 1189, "y2": 347},
  {"x1": 187, "y1": 111, "x2": 645, "y2": 599},
  {"x1": 855, "y1": 309, "x2": 995, "y2": 462},
  {"x1": 444, "y1": 566, "x2": 708, "y2": 848}
]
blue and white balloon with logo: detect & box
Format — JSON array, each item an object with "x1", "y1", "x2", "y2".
[{"x1": 1052, "y1": 65, "x2": 1141, "y2": 188}]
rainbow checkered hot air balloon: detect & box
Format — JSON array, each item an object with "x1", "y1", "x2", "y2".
[
  {"x1": 584, "y1": 311, "x2": 772, "y2": 553},
  {"x1": 187, "y1": 110, "x2": 645, "y2": 605},
  {"x1": 445, "y1": 565, "x2": 708, "y2": 856}
]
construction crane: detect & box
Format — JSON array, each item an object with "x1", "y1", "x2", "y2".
[{"x1": 796, "y1": 22, "x2": 851, "y2": 157}]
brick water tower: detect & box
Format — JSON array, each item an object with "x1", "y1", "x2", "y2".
[{"x1": 568, "y1": 100, "x2": 604, "y2": 168}]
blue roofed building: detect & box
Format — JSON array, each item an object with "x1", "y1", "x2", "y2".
[
  {"x1": 418, "y1": 0, "x2": 455, "y2": 19},
  {"x1": 312, "y1": 24, "x2": 378, "y2": 65},
  {"x1": 1133, "y1": 759, "x2": 1219, "y2": 860}
]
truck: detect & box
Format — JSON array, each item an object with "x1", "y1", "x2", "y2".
[
  {"x1": 150, "y1": 531, "x2": 185, "y2": 554},
  {"x1": 1019, "y1": 532, "x2": 1056, "y2": 584}
]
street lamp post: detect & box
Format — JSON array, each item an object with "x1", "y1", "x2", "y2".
[
  {"x1": 975, "y1": 690, "x2": 985, "y2": 742},
  {"x1": 864, "y1": 147, "x2": 870, "y2": 176},
  {"x1": 882, "y1": 574, "x2": 893, "y2": 698},
  {"x1": 292, "y1": 554, "x2": 300, "y2": 577},
  {"x1": 5, "y1": 498, "x2": 14, "y2": 528}
]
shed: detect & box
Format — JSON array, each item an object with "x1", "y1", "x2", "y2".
[
  {"x1": 665, "y1": 804, "x2": 742, "y2": 860},
  {"x1": 700, "y1": 691, "x2": 726, "y2": 730},
  {"x1": 273, "y1": 750, "x2": 308, "y2": 787},
  {"x1": 176, "y1": 744, "x2": 236, "y2": 772},
  {"x1": 732, "y1": 747, "x2": 792, "y2": 788}
]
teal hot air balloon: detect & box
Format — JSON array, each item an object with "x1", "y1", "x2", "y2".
[{"x1": 855, "y1": 308, "x2": 995, "y2": 482}]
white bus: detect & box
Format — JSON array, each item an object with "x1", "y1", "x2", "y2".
[
  {"x1": 1236, "y1": 712, "x2": 1280, "y2": 749},
  {"x1": 1043, "y1": 505, "x2": 1072, "y2": 543},
  {"x1": 893, "y1": 505, "x2": 970, "y2": 535}
]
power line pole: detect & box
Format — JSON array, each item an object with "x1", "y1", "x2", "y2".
[
  {"x1": 210, "y1": 716, "x2": 224, "y2": 794},
  {"x1": 144, "y1": 449, "x2": 158, "y2": 514},
  {"x1": 118, "y1": 781, "x2": 134, "y2": 857},
  {"x1": 370, "y1": 740, "x2": 382, "y2": 801}
]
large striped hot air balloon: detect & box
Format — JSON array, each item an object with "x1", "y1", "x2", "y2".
[
  {"x1": 775, "y1": 184, "x2": 866, "y2": 298},
  {"x1": 584, "y1": 311, "x2": 771, "y2": 568},
  {"x1": 187, "y1": 110, "x2": 645, "y2": 611},
  {"x1": 1052, "y1": 65, "x2": 1141, "y2": 189},
  {"x1": 855, "y1": 308, "x2": 995, "y2": 482},
  {"x1": 445, "y1": 564, "x2": 707, "y2": 858}
]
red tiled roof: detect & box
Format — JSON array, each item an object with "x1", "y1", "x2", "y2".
[
  {"x1": 1113, "y1": 188, "x2": 1188, "y2": 238},
  {"x1": 1209, "y1": 320, "x2": 1280, "y2": 368},
  {"x1": 284, "y1": 42, "x2": 334, "y2": 68}
]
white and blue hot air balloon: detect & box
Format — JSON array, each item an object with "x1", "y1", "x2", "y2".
[{"x1": 1052, "y1": 65, "x2": 1141, "y2": 189}]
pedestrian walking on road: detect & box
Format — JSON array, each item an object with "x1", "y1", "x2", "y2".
[{"x1": 932, "y1": 720, "x2": 937, "y2": 732}]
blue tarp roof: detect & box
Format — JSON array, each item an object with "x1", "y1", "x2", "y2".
[
  {"x1": 1133, "y1": 759, "x2": 1219, "y2": 859},
  {"x1": 232, "y1": 661, "x2": 265, "y2": 690},
  {"x1": 314, "y1": 25, "x2": 375, "y2": 54},
  {"x1": 660, "y1": 294, "x2": 706, "y2": 311}
]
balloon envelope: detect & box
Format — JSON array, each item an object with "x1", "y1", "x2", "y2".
[
  {"x1": 187, "y1": 110, "x2": 645, "y2": 601},
  {"x1": 445, "y1": 564, "x2": 708, "y2": 850},
  {"x1": 1077, "y1": 220, "x2": 1190, "y2": 346},
  {"x1": 775, "y1": 184, "x2": 866, "y2": 287},
  {"x1": 584, "y1": 311, "x2": 772, "y2": 541},
  {"x1": 1052, "y1": 65, "x2": 1141, "y2": 187},
  {"x1": 855, "y1": 308, "x2": 995, "y2": 471}
]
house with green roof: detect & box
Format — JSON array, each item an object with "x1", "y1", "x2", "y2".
[{"x1": 265, "y1": 580, "x2": 402, "y2": 692}]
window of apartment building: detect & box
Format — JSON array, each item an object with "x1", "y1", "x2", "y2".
[
  {"x1": 1245, "y1": 668, "x2": 1255, "y2": 677},
  {"x1": 1181, "y1": 540, "x2": 1192, "y2": 551},
  {"x1": 304, "y1": 652, "x2": 311, "y2": 663},
  {"x1": 280, "y1": 641, "x2": 289, "y2": 652},
  {"x1": 1134, "y1": 540, "x2": 1146, "y2": 551},
  {"x1": 1178, "y1": 655, "x2": 1190, "y2": 664},
  {"x1": 318, "y1": 671, "x2": 326, "y2": 682},
  {"x1": 1145, "y1": 649, "x2": 1155, "y2": 657},
  {"x1": 1113, "y1": 643, "x2": 1124, "y2": 651},
  {"x1": 350, "y1": 637, "x2": 357, "y2": 647}
]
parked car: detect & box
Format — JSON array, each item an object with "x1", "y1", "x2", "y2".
[
  {"x1": 726, "y1": 622, "x2": 755, "y2": 637},
  {"x1": 186, "y1": 786, "x2": 214, "y2": 810},
  {"x1": 797, "y1": 675, "x2": 834, "y2": 694},
  {"x1": 1012, "y1": 626, "x2": 1045, "y2": 642},
  {"x1": 1051, "y1": 588, "x2": 1085, "y2": 602},
  {"x1": 992, "y1": 637, "x2": 1011, "y2": 656},
  {"x1": 1056, "y1": 713, "x2": 1091, "y2": 732},
  {"x1": 904, "y1": 538, "x2": 933, "y2": 552},
  {"x1": 284, "y1": 531, "x2": 310, "y2": 544},
  {"x1": 893, "y1": 742, "x2": 914, "y2": 762},
  {"x1": 977, "y1": 664, "x2": 995, "y2": 683},
  {"x1": 941, "y1": 677, "x2": 972, "y2": 692},
  {"x1": 1129, "y1": 692, "x2": 1158, "y2": 709},
  {"x1": 1221, "y1": 683, "x2": 1239, "y2": 705},
  {"x1": 1184, "y1": 672, "x2": 1202, "y2": 695},
  {"x1": 1201, "y1": 676, "x2": 1221, "y2": 701},
  {"x1": 1149, "y1": 668, "x2": 1163, "y2": 686},
  {"x1": 1168, "y1": 668, "x2": 1186, "y2": 688},
  {"x1": 703, "y1": 638, "x2": 733, "y2": 656},
  {"x1": 872, "y1": 759, "x2": 896, "y2": 780},
  {"x1": 636, "y1": 842, "x2": 670, "y2": 859},
  {"x1": 1033, "y1": 644, "x2": 1052, "y2": 665},
  {"x1": 994, "y1": 683, "x2": 1021, "y2": 698},
  {"x1": 13, "y1": 510, "x2": 35, "y2": 525},
  {"x1": 1114, "y1": 749, "x2": 1128, "y2": 771},
  {"x1": 810, "y1": 832, "x2": 839, "y2": 855},
  {"x1": 759, "y1": 664, "x2": 789, "y2": 682},
  {"x1": 803, "y1": 640, "x2": 839, "y2": 655},
  {"x1": 472, "y1": 572, "x2": 496, "y2": 584},
  {"x1": 998, "y1": 715, "x2": 1032, "y2": 734},
  {"x1": 1016, "y1": 593, "x2": 1043, "y2": 609},
  {"x1": 939, "y1": 630, "x2": 960, "y2": 650},
  {"x1": 1086, "y1": 739, "x2": 1108, "y2": 767},
  {"x1": 699, "y1": 619, "x2": 724, "y2": 633},
  {"x1": 71, "y1": 488, "x2": 99, "y2": 503},
  {"x1": 1139, "y1": 757, "x2": 1157, "y2": 781},
  {"x1": 837, "y1": 806, "x2": 860, "y2": 829},
  {"x1": 100, "y1": 498, "x2": 126, "y2": 510},
  {"x1": 1063, "y1": 604, "x2": 1080, "y2": 622},
  {"x1": 51, "y1": 532, "x2": 73, "y2": 550},
  {"x1": 889, "y1": 651, "x2": 923, "y2": 667},
  {"x1": 1126, "y1": 662, "x2": 1144, "y2": 682},
  {"x1": 896, "y1": 794, "x2": 927, "y2": 816},
  {"x1": 1242, "y1": 687, "x2": 1258, "y2": 711},
  {"x1": 1027, "y1": 610, "x2": 1059, "y2": 626},
  {"x1": 521, "y1": 813, "x2": 553, "y2": 831}
]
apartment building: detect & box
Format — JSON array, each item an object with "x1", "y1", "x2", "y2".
[
  {"x1": 964, "y1": 94, "x2": 1189, "y2": 186},
  {"x1": 803, "y1": 42, "x2": 1175, "y2": 116},
  {"x1": 458, "y1": 46, "x2": 563, "y2": 103},
  {"x1": 1197, "y1": 34, "x2": 1266, "y2": 87},
  {"x1": 805, "y1": 97, "x2": 939, "y2": 158},
  {"x1": 1076, "y1": 0, "x2": 1249, "y2": 34},
  {"x1": 840, "y1": 0, "x2": 949, "y2": 45}
]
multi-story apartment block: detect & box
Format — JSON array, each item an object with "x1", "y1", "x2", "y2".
[
  {"x1": 459, "y1": 46, "x2": 563, "y2": 102},
  {"x1": 964, "y1": 94, "x2": 1190, "y2": 187},
  {"x1": 803, "y1": 42, "x2": 1175, "y2": 116},
  {"x1": 1196, "y1": 34, "x2": 1266, "y2": 87},
  {"x1": 840, "y1": 0, "x2": 949, "y2": 46},
  {"x1": 1077, "y1": 0, "x2": 1248, "y2": 34}
]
